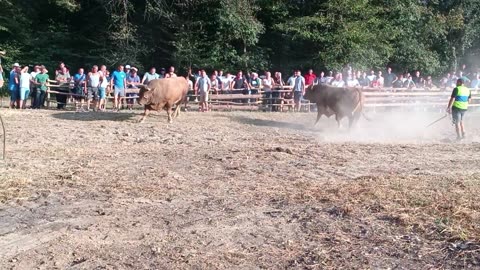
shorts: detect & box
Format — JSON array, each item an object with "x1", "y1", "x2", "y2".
[
  {"x1": 88, "y1": 87, "x2": 99, "y2": 100},
  {"x1": 20, "y1": 87, "x2": 30, "y2": 100},
  {"x1": 452, "y1": 107, "x2": 466, "y2": 125},
  {"x1": 9, "y1": 85, "x2": 18, "y2": 101},
  {"x1": 98, "y1": 87, "x2": 106, "y2": 99},
  {"x1": 199, "y1": 91, "x2": 209, "y2": 102},
  {"x1": 294, "y1": 91, "x2": 303, "y2": 102},
  {"x1": 114, "y1": 87, "x2": 126, "y2": 97}
]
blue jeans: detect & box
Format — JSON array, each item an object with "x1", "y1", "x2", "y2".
[{"x1": 34, "y1": 90, "x2": 46, "y2": 109}]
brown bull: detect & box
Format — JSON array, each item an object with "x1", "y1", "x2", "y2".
[
  {"x1": 303, "y1": 84, "x2": 366, "y2": 128},
  {"x1": 138, "y1": 77, "x2": 189, "y2": 123}
]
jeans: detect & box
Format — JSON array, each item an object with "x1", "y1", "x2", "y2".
[{"x1": 34, "y1": 90, "x2": 46, "y2": 109}]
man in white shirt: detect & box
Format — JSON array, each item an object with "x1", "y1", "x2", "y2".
[{"x1": 331, "y1": 74, "x2": 346, "y2": 87}]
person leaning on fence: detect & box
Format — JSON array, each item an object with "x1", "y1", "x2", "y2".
[
  {"x1": 33, "y1": 66, "x2": 49, "y2": 109},
  {"x1": 55, "y1": 66, "x2": 71, "y2": 109},
  {"x1": 111, "y1": 65, "x2": 127, "y2": 111},
  {"x1": 86, "y1": 65, "x2": 101, "y2": 111},
  {"x1": 447, "y1": 78, "x2": 471, "y2": 140},
  {"x1": 196, "y1": 70, "x2": 211, "y2": 112},
  {"x1": 29, "y1": 65, "x2": 40, "y2": 108},
  {"x1": 126, "y1": 67, "x2": 141, "y2": 110},
  {"x1": 73, "y1": 68, "x2": 87, "y2": 112},
  {"x1": 142, "y1": 67, "x2": 159, "y2": 85},
  {"x1": 262, "y1": 71, "x2": 274, "y2": 111}
]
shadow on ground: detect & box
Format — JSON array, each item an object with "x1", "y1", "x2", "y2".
[
  {"x1": 51, "y1": 111, "x2": 137, "y2": 122},
  {"x1": 228, "y1": 115, "x2": 320, "y2": 132}
]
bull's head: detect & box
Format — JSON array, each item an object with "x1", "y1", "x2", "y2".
[{"x1": 138, "y1": 86, "x2": 152, "y2": 105}]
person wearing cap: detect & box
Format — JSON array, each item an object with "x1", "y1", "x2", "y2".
[
  {"x1": 8, "y1": 63, "x2": 20, "y2": 108},
  {"x1": 126, "y1": 67, "x2": 141, "y2": 110},
  {"x1": 125, "y1": 65, "x2": 131, "y2": 74},
  {"x1": 159, "y1": 68, "x2": 166, "y2": 79},
  {"x1": 447, "y1": 78, "x2": 472, "y2": 140},
  {"x1": 141, "y1": 67, "x2": 159, "y2": 84}
]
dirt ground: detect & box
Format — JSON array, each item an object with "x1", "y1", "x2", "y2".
[{"x1": 0, "y1": 108, "x2": 479, "y2": 269}]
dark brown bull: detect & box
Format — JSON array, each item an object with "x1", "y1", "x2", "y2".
[
  {"x1": 303, "y1": 84, "x2": 366, "y2": 128},
  {"x1": 138, "y1": 77, "x2": 189, "y2": 123}
]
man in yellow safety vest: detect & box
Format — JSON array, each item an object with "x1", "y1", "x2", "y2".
[{"x1": 447, "y1": 78, "x2": 472, "y2": 140}]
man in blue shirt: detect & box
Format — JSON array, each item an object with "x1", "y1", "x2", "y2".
[
  {"x1": 292, "y1": 70, "x2": 305, "y2": 112},
  {"x1": 110, "y1": 65, "x2": 127, "y2": 111},
  {"x1": 9, "y1": 63, "x2": 20, "y2": 108}
]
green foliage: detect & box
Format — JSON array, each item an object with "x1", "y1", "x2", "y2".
[{"x1": 1, "y1": 0, "x2": 480, "y2": 80}]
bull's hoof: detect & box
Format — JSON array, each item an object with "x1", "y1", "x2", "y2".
[{"x1": 138, "y1": 119, "x2": 145, "y2": 124}]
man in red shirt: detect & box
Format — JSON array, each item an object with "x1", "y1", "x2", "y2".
[{"x1": 304, "y1": 69, "x2": 316, "y2": 86}]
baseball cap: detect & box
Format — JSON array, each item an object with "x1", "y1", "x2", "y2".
[
  {"x1": 13, "y1": 63, "x2": 20, "y2": 67},
  {"x1": 125, "y1": 65, "x2": 131, "y2": 69},
  {"x1": 160, "y1": 67, "x2": 166, "y2": 71}
]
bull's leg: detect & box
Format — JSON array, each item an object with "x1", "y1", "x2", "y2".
[
  {"x1": 174, "y1": 101, "x2": 182, "y2": 118},
  {"x1": 336, "y1": 114, "x2": 343, "y2": 129},
  {"x1": 166, "y1": 106, "x2": 173, "y2": 123},
  {"x1": 139, "y1": 108, "x2": 150, "y2": 123},
  {"x1": 314, "y1": 110, "x2": 322, "y2": 126}
]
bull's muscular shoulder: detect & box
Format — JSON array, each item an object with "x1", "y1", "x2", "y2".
[{"x1": 147, "y1": 77, "x2": 189, "y2": 90}]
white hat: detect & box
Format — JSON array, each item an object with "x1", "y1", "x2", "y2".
[
  {"x1": 125, "y1": 65, "x2": 131, "y2": 69},
  {"x1": 131, "y1": 67, "x2": 138, "y2": 72},
  {"x1": 13, "y1": 63, "x2": 20, "y2": 67}
]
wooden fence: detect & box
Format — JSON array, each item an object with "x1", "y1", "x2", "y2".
[{"x1": 2, "y1": 82, "x2": 478, "y2": 111}]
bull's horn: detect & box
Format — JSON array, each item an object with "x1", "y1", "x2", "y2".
[{"x1": 142, "y1": 86, "x2": 152, "y2": 91}]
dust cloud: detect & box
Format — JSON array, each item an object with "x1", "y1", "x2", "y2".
[{"x1": 310, "y1": 109, "x2": 480, "y2": 144}]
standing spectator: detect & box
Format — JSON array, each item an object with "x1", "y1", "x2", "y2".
[
  {"x1": 8, "y1": 63, "x2": 20, "y2": 108},
  {"x1": 34, "y1": 66, "x2": 49, "y2": 109},
  {"x1": 346, "y1": 74, "x2": 360, "y2": 87},
  {"x1": 124, "y1": 65, "x2": 131, "y2": 75},
  {"x1": 412, "y1": 71, "x2": 423, "y2": 86},
  {"x1": 324, "y1": 71, "x2": 334, "y2": 84},
  {"x1": 470, "y1": 73, "x2": 480, "y2": 89},
  {"x1": 287, "y1": 71, "x2": 296, "y2": 86},
  {"x1": 331, "y1": 73, "x2": 345, "y2": 87},
  {"x1": 304, "y1": 69, "x2": 316, "y2": 86},
  {"x1": 262, "y1": 71, "x2": 274, "y2": 110},
  {"x1": 86, "y1": 65, "x2": 101, "y2": 111},
  {"x1": 392, "y1": 75, "x2": 404, "y2": 88},
  {"x1": 98, "y1": 66, "x2": 109, "y2": 111},
  {"x1": 231, "y1": 71, "x2": 248, "y2": 94},
  {"x1": 221, "y1": 72, "x2": 233, "y2": 94},
  {"x1": 367, "y1": 70, "x2": 376, "y2": 86},
  {"x1": 0, "y1": 64, "x2": 4, "y2": 89},
  {"x1": 55, "y1": 62, "x2": 70, "y2": 77},
  {"x1": 248, "y1": 72, "x2": 261, "y2": 94},
  {"x1": 19, "y1": 66, "x2": 31, "y2": 109},
  {"x1": 210, "y1": 74, "x2": 220, "y2": 94},
  {"x1": 55, "y1": 66, "x2": 71, "y2": 109},
  {"x1": 73, "y1": 68, "x2": 87, "y2": 112},
  {"x1": 458, "y1": 71, "x2": 471, "y2": 85},
  {"x1": 292, "y1": 70, "x2": 305, "y2": 112},
  {"x1": 377, "y1": 71, "x2": 384, "y2": 87},
  {"x1": 29, "y1": 65, "x2": 40, "y2": 108},
  {"x1": 358, "y1": 72, "x2": 369, "y2": 87},
  {"x1": 195, "y1": 70, "x2": 211, "y2": 112},
  {"x1": 403, "y1": 75, "x2": 416, "y2": 89},
  {"x1": 447, "y1": 78, "x2": 471, "y2": 140},
  {"x1": 314, "y1": 71, "x2": 325, "y2": 84},
  {"x1": 424, "y1": 76, "x2": 435, "y2": 89},
  {"x1": 110, "y1": 65, "x2": 127, "y2": 111},
  {"x1": 384, "y1": 67, "x2": 396, "y2": 87},
  {"x1": 165, "y1": 66, "x2": 177, "y2": 78},
  {"x1": 126, "y1": 67, "x2": 141, "y2": 110},
  {"x1": 159, "y1": 68, "x2": 166, "y2": 79},
  {"x1": 142, "y1": 67, "x2": 159, "y2": 84},
  {"x1": 218, "y1": 70, "x2": 224, "y2": 80}
]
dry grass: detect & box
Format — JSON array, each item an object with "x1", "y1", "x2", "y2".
[{"x1": 0, "y1": 109, "x2": 479, "y2": 269}]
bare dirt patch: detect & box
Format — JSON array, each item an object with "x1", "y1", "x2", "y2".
[{"x1": 0, "y1": 109, "x2": 479, "y2": 269}]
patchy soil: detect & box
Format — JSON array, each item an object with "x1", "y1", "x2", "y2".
[{"x1": 0, "y1": 108, "x2": 479, "y2": 269}]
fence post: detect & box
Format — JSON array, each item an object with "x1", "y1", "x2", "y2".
[{"x1": 46, "y1": 88, "x2": 51, "y2": 108}]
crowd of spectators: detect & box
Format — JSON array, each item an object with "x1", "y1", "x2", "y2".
[{"x1": 1, "y1": 61, "x2": 478, "y2": 112}]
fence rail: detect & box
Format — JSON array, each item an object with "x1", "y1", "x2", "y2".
[{"x1": 2, "y1": 83, "x2": 478, "y2": 111}]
